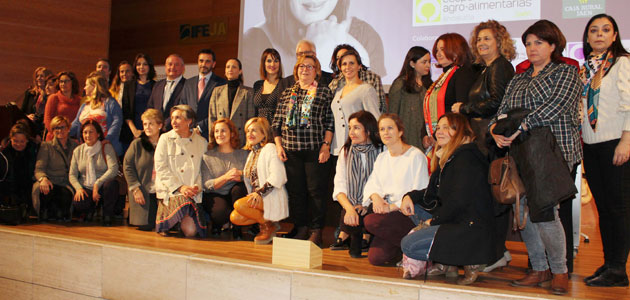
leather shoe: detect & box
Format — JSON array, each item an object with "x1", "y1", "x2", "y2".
[
  {"x1": 551, "y1": 272, "x2": 568, "y2": 295},
  {"x1": 457, "y1": 265, "x2": 481, "y2": 285},
  {"x1": 308, "y1": 228, "x2": 322, "y2": 247},
  {"x1": 511, "y1": 269, "x2": 552, "y2": 287},
  {"x1": 427, "y1": 263, "x2": 458, "y2": 277},
  {"x1": 584, "y1": 264, "x2": 608, "y2": 283},
  {"x1": 330, "y1": 237, "x2": 349, "y2": 250},
  {"x1": 586, "y1": 269, "x2": 629, "y2": 287},
  {"x1": 254, "y1": 221, "x2": 276, "y2": 245}
]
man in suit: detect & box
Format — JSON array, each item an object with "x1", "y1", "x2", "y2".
[
  {"x1": 277, "y1": 39, "x2": 333, "y2": 93},
  {"x1": 147, "y1": 54, "x2": 186, "y2": 131},
  {"x1": 180, "y1": 49, "x2": 227, "y2": 139}
]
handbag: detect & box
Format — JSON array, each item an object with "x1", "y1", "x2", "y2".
[{"x1": 488, "y1": 152, "x2": 527, "y2": 230}]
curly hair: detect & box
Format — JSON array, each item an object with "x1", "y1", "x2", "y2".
[{"x1": 470, "y1": 20, "x2": 516, "y2": 64}]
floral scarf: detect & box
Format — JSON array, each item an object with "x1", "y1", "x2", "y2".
[
  {"x1": 284, "y1": 81, "x2": 317, "y2": 128},
  {"x1": 579, "y1": 51, "x2": 614, "y2": 131}
]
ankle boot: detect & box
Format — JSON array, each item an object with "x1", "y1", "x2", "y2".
[
  {"x1": 457, "y1": 265, "x2": 481, "y2": 285},
  {"x1": 551, "y1": 272, "x2": 569, "y2": 295},
  {"x1": 254, "y1": 221, "x2": 276, "y2": 244},
  {"x1": 427, "y1": 263, "x2": 458, "y2": 277},
  {"x1": 308, "y1": 228, "x2": 323, "y2": 247},
  {"x1": 348, "y1": 233, "x2": 362, "y2": 258},
  {"x1": 511, "y1": 269, "x2": 552, "y2": 287}
]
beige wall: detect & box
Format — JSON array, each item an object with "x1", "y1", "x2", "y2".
[{"x1": 0, "y1": 0, "x2": 112, "y2": 106}]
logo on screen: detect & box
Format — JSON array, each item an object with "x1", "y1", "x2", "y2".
[{"x1": 414, "y1": 0, "x2": 441, "y2": 24}]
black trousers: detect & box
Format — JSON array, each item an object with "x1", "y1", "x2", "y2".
[
  {"x1": 584, "y1": 139, "x2": 630, "y2": 270},
  {"x1": 202, "y1": 182, "x2": 247, "y2": 227},
  {"x1": 72, "y1": 180, "x2": 119, "y2": 217},
  {"x1": 40, "y1": 184, "x2": 73, "y2": 218},
  {"x1": 285, "y1": 149, "x2": 331, "y2": 229}
]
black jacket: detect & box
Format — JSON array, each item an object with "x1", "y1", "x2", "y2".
[
  {"x1": 461, "y1": 56, "x2": 514, "y2": 118},
  {"x1": 407, "y1": 143, "x2": 495, "y2": 265}
]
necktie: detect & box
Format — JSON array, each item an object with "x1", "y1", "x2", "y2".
[{"x1": 198, "y1": 76, "x2": 206, "y2": 101}]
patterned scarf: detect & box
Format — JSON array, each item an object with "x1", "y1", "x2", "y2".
[
  {"x1": 346, "y1": 143, "x2": 378, "y2": 206},
  {"x1": 423, "y1": 66, "x2": 458, "y2": 136},
  {"x1": 580, "y1": 51, "x2": 614, "y2": 131},
  {"x1": 284, "y1": 81, "x2": 317, "y2": 128},
  {"x1": 244, "y1": 143, "x2": 262, "y2": 190}
]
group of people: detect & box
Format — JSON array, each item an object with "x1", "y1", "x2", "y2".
[{"x1": 1, "y1": 14, "x2": 629, "y2": 295}]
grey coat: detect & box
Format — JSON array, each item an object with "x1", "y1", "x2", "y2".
[
  {"x1": 69, "y1": 141, "x2": 118, "y2": 191},
  {"x1": 208, "y1": 84, "x2": 255, "y2": 147},
  {"x1": 388, "y1": 77, "x2": 427, "y2": 151},
  {"x1": 32, "y1": 137, "x2": 79, "y2": 213},
  {"x1": 123, "y1": 137, "x2": 156, "y2": 225}
]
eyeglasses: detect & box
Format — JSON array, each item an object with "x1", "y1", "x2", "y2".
[
  {"x1": 298, "y1": 64, "x2": 315, "y2": 71},
  {"x1": 53, "y1": 126, "x2": 67, "y2": 131}
]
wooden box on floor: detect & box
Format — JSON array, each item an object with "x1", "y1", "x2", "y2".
[{"x1": 272, "y1": 237, "x2": 322, "y2": 269}]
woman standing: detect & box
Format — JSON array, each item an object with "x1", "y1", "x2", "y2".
[
  {"x1": 154, "y1": 105, "x2": 207, "y2": 238},
  {"x1": 253, "y1": 48, "x2": 283, "y2": 122},
  {"x1": 201, "y1": 118, "x2": 248, "y2": 237},
  {"x1": 34, "y1": 116, "x2": 78, "y2": 221},
  {"x1": 121, "y1": 54, "x2": 157, "y2": 148},
  {"x1": 490, "y1": 20, "x2": 582, "y2": 295},
  {"x1": 230, "y1": 117, "x2": 288, "y2": 244},
  {"x1": 123, "y1": 109, "x2": 163, "y2": 230},
  {"x1": 580, "y1": 14, "x2": 630, "y2": 287},
  {"x1": 363, "y1": 114, "x2": 430, "y2": 265},
  {"x1": 70, "y1": 71, "x2": 123, "y2": 156},
  {"x1": 21, "y1": 67, "x2": 53, "y2": 138},
  {"x1": 44, "y1": 71, "x2": 81, "y2": 141},
  {"x1": 209, "y1": 58, "x2": 255, "y2": 147},
  {"x1": 69, "y1": 120, "x2": 119, "y2": 226},
  {"x1": 272, "y1": 55, "x2": 334, "y2": 245},
  {"x1": 109, "y1": 61, "x2": 135, "y2": 107},
  {"x1": 388, "y1": 46, "x2": 433, "y2": 151},
  {"x1": 330, "y1": 49, "x2": 379, "y2": 156},
  {"x1": 331, "y1": 110, "x2": 382, "y2": 257},
  {"x1": 401, "y1": 113, "x2": 494, "y2": 285},
  {"x1": 423, "y1": 33, "x2": 476, "y2": 149}
]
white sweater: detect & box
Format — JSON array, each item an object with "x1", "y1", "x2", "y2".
[
  {"x1": 363, "y1": 146, "x2": 429, "y2": 208},
  {"x1": 244, "y1": 143, "x2": 289, "y2": 221},
  {"x1": 582, "y1": 56, "x2": 630, "y2": 144}
]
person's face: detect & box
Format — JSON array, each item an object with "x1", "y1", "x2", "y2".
[
  {"x1": 525, "y1": 34, "x2": 555, "y2": 68},
  {"x1": 340, "y1": 54, "x2": 359, "y2": 80},
  {"x1": 119, "y1": 64, "x2": 134, "y2": 83},
  {"x1": 225, "y1": 59, "x2": 242, "y2": 81},
  {"x1": 10, "y1": 133, "x2": 27, "y2": 152},
  {"x1": 59, "y1": 75, "x2": 72, "y2": 94},
  {"x1": 96, "y1": 61, "x2": 111, "y2": 78},
  {"x1": 84, "y1": 79, "x2": 95, "y2": 97},
  {"x1": 142, "y1": 118, "x2": 162, "y2": 138},
  {"x1": 35, "y1": 71, "x2": 46, "y2": 88},
  {"x1": 136, "y1": 57, "x2": 149, "y2": 76},
  {"x1": 335, "y1": 48, "x2": 348, "y2": 65},
  {"x1": 298, "y1": 58, "x2": 317, "y2": 84},
  {"x1": 214, "y1": 122, "x2": 232, "y2": 147},
  {"x1": 289, "y1": 0, "x2": 338, "y2": 25},
  {"x1": 170, "y1": 109, "x2": 192, "y2": 135},
  {"x1": 410, "y1": 53, "x2": 431, "y2": 76},
  {"x1": 45, "y1": 79, "x2": 58, "y2": 95},
  {"x1": 348, "y1": 118, "x2": 368, "y2": 145},
  {"x1": 476, "y1": 28, "x2": 499, "y2": 63},
  {"x1": 82, "y1": 125, "x2": 99, "y2": 146},
  {"x1": 587, "y1": 17, "x2": 617, "y2": 55},
  {"x1": 246, "y1": 123, "x2": 266, "y2": 145},
  {"x1": 296, "y1": 42, "x2": 316, "y2": 58},
  {"x1": 265, "y1": 54, "x2": 280, "y2": 77},
  {"x1": 52, "y1": 122, "x2": 69, "y2": 141},
  {"x1": 379, "y1": 118, "x2": 402, "y2": 146},
  {"x1": 198, "y1": 53, "x2": 215, "y2": 75},
  {"x1": 435, "y1": 118, "x2": 456, "y2": 147},
  {"x1": 165, "y1": 56, "x2": 184, "y2": 80},
  {"x1": 435, "y1": 40, "x2": 454, "y2": 68}
]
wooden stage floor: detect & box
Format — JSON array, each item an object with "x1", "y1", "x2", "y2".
[{"x1": 3, "y1": 200, "x2": 629, "y2": 299}]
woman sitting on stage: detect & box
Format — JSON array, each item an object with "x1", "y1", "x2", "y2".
[
  {"x1": 154, "y1": 105, "x2": 207, "y2": 237},
  {"x1": 123, "y1": 109, "x2": 163, "y2": 231},
  {"x1": 363, "y1": 113, "x2": 430, "y2": 266},
  {"x1": 201, "y1": 118, "x2": 248, "y2": 238},
  {"x1": 400, "y1": 113, "x2": 495, "y2": 285},
  {"x1": 331, "y1": 110, "x2": 383, "y2": 257},
  {"x1": 230, "y1": 117, "x2": 288, "y2": 245},
  {"x1": 69, "y1": 120, "x2": 119, "y2": 226},
  {"x1": 34, "y1": 116, "x2": 78, "y2": 221}
]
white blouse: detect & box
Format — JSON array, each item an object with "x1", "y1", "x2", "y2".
[
  {"x1": 362, "y1": 146, "x2": 429, "y2": 208},
  {"x1": 331, "y1": 83, "x2": 380, "y2": 155}
]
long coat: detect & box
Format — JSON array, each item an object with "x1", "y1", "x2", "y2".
[
  {"x1": 123, "y1": 136, "x2": 156, "y2": 225},
  {"x1": 208, "y1": 84, "x2": 254, "y2": 147}
]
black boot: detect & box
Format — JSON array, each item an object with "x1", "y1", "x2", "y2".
[{"x1": 349, "y1": 233, "x2": 363, "y2": 258}]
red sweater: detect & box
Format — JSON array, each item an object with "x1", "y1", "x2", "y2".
[{"x1": 44, "y1": 91, "x2": 81, "y2": 141}]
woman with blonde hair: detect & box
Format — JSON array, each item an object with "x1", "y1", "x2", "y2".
[
  {"x1": 70, "y1": 71, "x2": 123, "y2": 156},
  {"x1": 230, "y1": 117, "x2": 288, "y2": 244}
]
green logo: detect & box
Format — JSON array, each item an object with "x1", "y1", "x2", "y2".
[{"x1": 414, "y1": 0, "x2": 441, "y2": 24}]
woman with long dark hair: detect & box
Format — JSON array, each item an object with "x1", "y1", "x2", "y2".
[{"x1": 253, "y1": 48, "x2": 283, "y2": 122}]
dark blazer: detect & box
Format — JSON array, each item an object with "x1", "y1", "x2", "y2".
[
  {"x1": 442, "y1": 63, "x2": 477, "y2": 113},
  {"x1": 120, "y1": 80, "x2": 156, "y2": 145},
  {"x1": 180, "y1": 73, "x2": 227, "y2": 139},
  {"x1": 461, "y1": 56, "x2": 515, "y2": 119},
  {"x1": 208, "y1": 84, "x2": 255, "y2": 147},
  {"x1": 408, "y1": 143, "x2": 495, "y2": 266},
  {"x1": 147, "y1": 77, "x2": 186, "y2": 131}
]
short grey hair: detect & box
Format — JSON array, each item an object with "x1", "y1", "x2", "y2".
[
  {"x1": 295, "y1": 40, "x2": 316, "y2": 54},
  {"x1": 170, "y1": 104, "x2": 196, "y2": 124}
]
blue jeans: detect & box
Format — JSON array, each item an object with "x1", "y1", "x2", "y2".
[
  {"x1": 401, "y1": 224, "x2": 440, "y2": 261},
  {"x1": 517, "y1": 197, "x2": 567, "y2": 274},
  {"x1": 410, "y1": 204, "x2": 433, "y2": 225}
]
